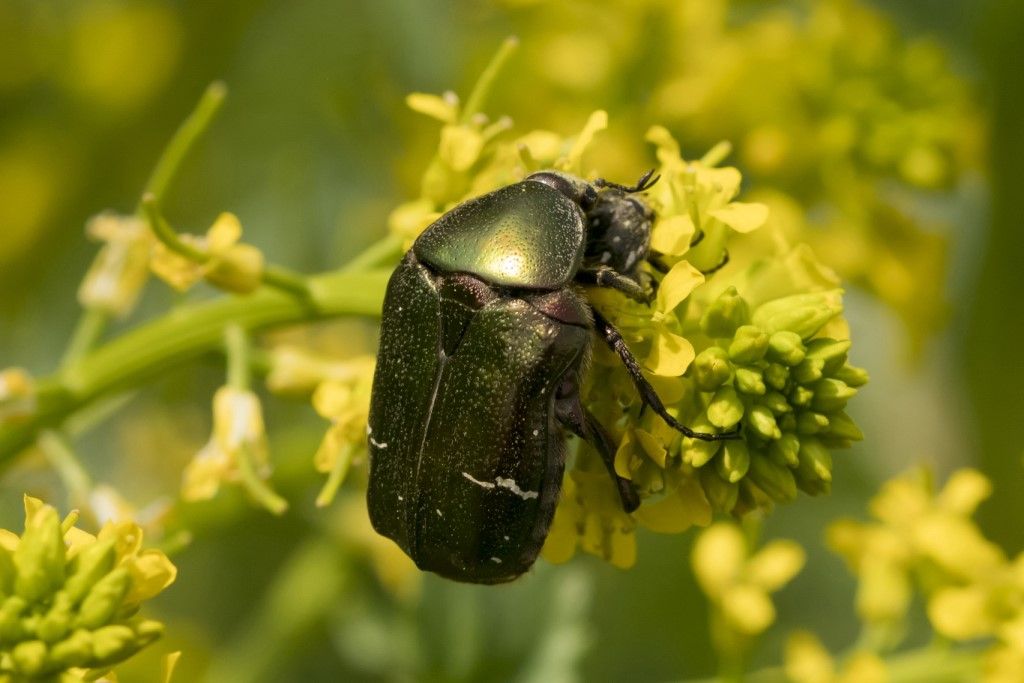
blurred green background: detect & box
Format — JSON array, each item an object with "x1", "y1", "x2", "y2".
[{"x1": 1, "y1": 0, "x2": 1022, "y2": 681}]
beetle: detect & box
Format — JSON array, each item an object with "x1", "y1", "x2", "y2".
[{"x1": 366, "y1": 169, "x2": 734, "y2": 584}]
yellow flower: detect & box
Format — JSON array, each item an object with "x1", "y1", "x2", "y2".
[
  {"x1": 542, "y1": 470, "x2": 637, "y2": 570},
  {"x1": 310, "y1": 356, "x2": 375, "y2": 506},
  {"x1": 692, "y1": 522, "x2": 804, "y2": 636},
  {"x1": 78, "y1": 213, "x2": 155, "y2": 317},
  {"x1": 150, "y1": 212, "x2": 265, "y2": 293},
  {"x1": 182, "y1": 386, "x2": 287, "y2": 515},
  {"x1": 828, "y1": 468, "x2": 1004, "y2": 628}
]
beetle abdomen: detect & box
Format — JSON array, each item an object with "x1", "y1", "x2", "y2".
[
  {"x1": 367, "y1": 254, "x2": 589, "y2": 582},
  {"x1": 412, "y1": 181, "x2": 587, "y2": 290}
]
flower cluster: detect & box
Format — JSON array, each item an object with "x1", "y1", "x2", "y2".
[
  {"x1": 0, "y1": 497, "x2": 175, "y2": 680},
  {"x1": 827, "y1": 468, "x2": 1023, "y2": 681}
]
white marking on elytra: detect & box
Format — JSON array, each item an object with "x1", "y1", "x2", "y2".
[
  {"x1": 490, "y1": 557, "x2": 502, "y2": 564},
  {"x1": 612, "y1": 235, "x2": 622, "y2": 244},
  {"x1": 398, "y1": 495, "x2": 404, "y2": 501},
  {"x1": 436, "y1": 509, "x2": 443, "y2": 517},
  {"x1": 495, "y1": 477, "x2": 539, "y2": 500},
  {"x1": 600, "y1": 251, "x2": 612, "y2": 264},
  {"x1": 503, "y1": 535, "x2": 510, "y2": 541},
  {"x1": 532, "y1": 429, "x2": 539, "y2": 437},
  {"x1": 462, "y1": 472, "x2": 496, "y2": 489},
  {"x1": 370, "y1": 436, "x2": 389, "y2": 449}
]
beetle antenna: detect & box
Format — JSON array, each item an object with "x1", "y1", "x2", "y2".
[{"x1": 595, "y1": 168, "x2": 660, "y2": 194}]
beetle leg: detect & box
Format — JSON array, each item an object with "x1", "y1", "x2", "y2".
[
  {"x1": 556, "y1": 396, "x2": 640, "y2": 513},
  {"x1": 591, "y1": 308, "x2": 740, "y2": 442},
  {"x1": 579, "y1": 266, "x2": 652, "y2": 304},
  {"x1": 647, "y1": 254, "x2": 672, "y2": 274}
]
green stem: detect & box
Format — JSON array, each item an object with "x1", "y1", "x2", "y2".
[
  {"x1": 225, "y1": 324, "x2": 251, "y2": 391},
  {"x1": 143, "y1": 195, "x2": 209, "y2": 262},
  {"x1": 342, "y1": 233, "x2": 404, "y2": 272},
  {"x1": 262, "y1": 264, "x2": 313, "y2": 299},
  {"x1": 140, "y1": 81, "x2": 228, "y2": 207},
  {"x1": 0, "y1": 268, "x2": 391, "y2": 465},
  {"x1": 237, "y1": 443, "x2": 289, "y2": 516},
  {"x1": 315, "y1": 442, "x2": 354, "y2": 508},
  {"x1": 460, "y1": 36, "x2": 519, "y2": 124},
  {"x1": 37, "y1": 429, "x2": 93, "y2": 508}
]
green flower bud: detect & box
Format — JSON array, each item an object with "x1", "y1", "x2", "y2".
[
  {"x1": 734, "y1": 367, "x2": 765, "y2": 395},
  {"x1": 700, "y1": 286, "x2": 750, "y2": 338},
  {"x1": 0, "y1": 595, "x2": 29, "y2": 643},
  {"x1": 796, "y1": 438, "x2": 833, "y2": 495},
  {"x1": 36, "y1": 590, "x2": 73, "y2": 643},
  {"x1": 797, "y1": 411, "x2": 830, "y2": 434},
  {"x1": 805, "y1": 339, "x2": 852, "y2": 375},
  {"x1": 751, "y1": 290, "x2": 843, "y2": 339},
  {"x1": 728, "y1": 325, "x2": 769, "y2": 364},
  {"x1": 49, "y1": 629, "x2": 93, "y2": 668},
  {"x1": 825, "y1": 411, "x2": 864, "y2": 442},
  {"x1": 835, "y1": 364, "x2": 869, "y2": 387},
  {"x1": 12, "y1": 639, "x2": 49, "y2": 676},
  {"x1": 14, "y1": 506, "x2": 65, "y2": 603},
  {"x1": 789, "y1": 385, "x2": 814, "y2": 408},
  {"x1": 716, "y1": 440, "x2": 751, "y2": 483},
  {"x1": 693, "y1": 347, "x2": 734, "y2": 391},
  {"x1": 764, "y1": 363, "x2": 789, "y2": 391},
  {"x1": 64, "y1": 537, "x2": 117, "y2": 605},
  {"x1": 769, "y1": 433, "x2": 801, "y2": 468},
  {"x1": 767, "y1": 331, "x2": 806, "y2": 366},
  {"x1": 681, "y1": 416, "x2": 722, "y2": 468},
  {"x1": 76, "y1": 567, "x2": 130, "y2": 630},
  {"x1": 761, "y1": 391, "x2": 791, "y2": 415},
  {"x1": 793, "y1": 357, "x2": 824, "y2": 384},
  {"x1": 700, "y1": 467, "x2": 739, "y2": 513},
  {"x1": 811, "y1": 378, "x2": 856, "y2": 412},
  {"x1": 778, "y1": 413, "x2": 797, "y2": 433},
  {"x1": 91, "y1": 624, "x2": 137, "y2": 663},
  {"x1": 707, "y1": 385, "x2": 745, "y2": 429},
  {"x1": 746, "y1": 405, "x2": 781, "y2": 440},
  {"x1": 748, "y1": 454, "x2": 797, "y2": 502}
]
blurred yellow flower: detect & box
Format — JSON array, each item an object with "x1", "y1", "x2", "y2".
[
  {"x1": 0, "y1": 367, "x2": 35, "y2": 423},
  {"x1": 150, "y1": 212, "x2": 265, "y2": 294},
  {"x1": 78, "y1": 212, "x2": 154, "y2": 318},
  {"x1": 182, "y1": 386, "x2": 286, "y2": 515},
  {"x1": 692, "y1": 522, "x2": 804, "y2": 636},
  {"x1": 542, "y1": 470, "x2": 637, "y2": 569},
  {"x1": 785, "y1": 631, "x2": 887, "y2": 683}
]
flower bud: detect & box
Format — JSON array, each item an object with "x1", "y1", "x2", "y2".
[
  {"x1": 749, "y1": 455, "x2": 798, "y2": 502},
  {"x1": 91, "y1": 624, "x2": 137, "y2": 663},
  {"x1": 64, "y1": 538, "x2": 116, "y2": 605},
  {"x1": 789, "y1": 386, "x2": 814, "y2": 408},
  {"x1": 764, "y1": 363, "x2": 789, "y2": 391},
  {"x1": 761, "y1": 391, "x2": 791, "y2": 415},
  {"x1": 805, "y1": 339, "x2": 852, "y2": 375},
  {"x1": 701, "y1": 287, "x2": 750, "y2": 338},
  {"x1": 793, "y1": 357, "x2": 824, "y2": 384},
  {"x1": 692, "y1": 347, "x2": 733, "y2": 391},
  {"x1": 681, "y1": 418, "x2": 722, "y2": 468},
  {"x1": 767, "y1": 331, "x2": 806, "y2": 366},
  {"x1": 797, "y1": 411, "x2": 830, "y2": 434},
  {"x1": 769, "y1": 433, "x2": 801, "y2": 468},
  {"x1": 825, "y1": 411, "x2": 864, "y2": 442},
  {"x1": 811, "y1": 379, "x2": 857, "y2": 412},
  {"x1": 76, "y1": 567, "x2": 130, "y2": 630},
  {"x1": 751, "y1": 290, "x2": 843, "y2": 339},
  {"x1": 205, "y1": 243, "x2": 266, "y2": 294},
  {"x1": 796, "y1": 438, "x2": 833, "y2": 495},
  {"x1": 49, "y1": 628, "x2": 92, "y2": 667},
  {"x1": 708, "y1": 385, "x2": 745, "y2": 429},
  {"x1": 11, "y1": 639, "x2": 49, "y2": 676},
  {"x1": 14, "y1": 506, "x2": 65, "y2": 603},
  {"x1": 729, "y1": 325, "x2": 769, "y2": 364},
  {"x1": 36, "y1": 591, "x2": 73, "y2": 643},
  {"x1": 747, "y1": 405, "x2": 781, "y2": 440},
  {"x1": 734, "y1": 366, "x2": 765, "y2": 396},
  {"x1": 835, "y1": 364, "x2": 869, "y2": 387},
  {"x1": 716, "y1": 440, "x2": 751, "y2": 483},
  {"x1": 700, "y1": 467, "x2": 739, "y2": 513},
  {"x1": 0, "y1": 595, "x2": 29, "y2": 642}
]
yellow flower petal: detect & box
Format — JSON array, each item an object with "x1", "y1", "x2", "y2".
[
  {"x1": 709, "y1": 201, "x2": 770, "y2": 233},
  {"x1": 746, "y1": 539, "x2": 806, "y2": 591},
  {"x1": 655, "y1": 261, "x2": 705, "y2": 315},
  {"x1": 937, "y1": 468, "x2": 991, "y2": 516},
  {"x1": 722, "y1": 583, "x2": 775, "y2": 634},
  {"x1": 692, "y1": 523, "x2": 746, "y2": 596},
  {"x1": 838, "y1": 652, "x2": 887, "y2": 683},
  {"x1": 634, "y1": 474, "x2": 711, "y2": 533},
  {"x1": 206, "y1": 212, "x2": 242, "y2": 252},
  {"x1": 560, "y1": 110, "x2": 607, "y2": 173},
  {"x1": 650, "y1": 214, "x2": 697, "y2": 256},
  {"x1": 125, "y1": 548, "x2": 177, "y2": 604},
  {"x1": 439, "y1": 124, "x2": 484, "y2": 172},
  {"x1": 645, "y1": 327, "x2": 695, "y2": 377},
  {"x1": 927, "y1": 586, "x2": 995, "y2": 640}
]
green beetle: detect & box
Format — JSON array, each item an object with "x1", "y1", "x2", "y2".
[{"x1": 367, "y1": 170, "x2": 732, "y2": 583}]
